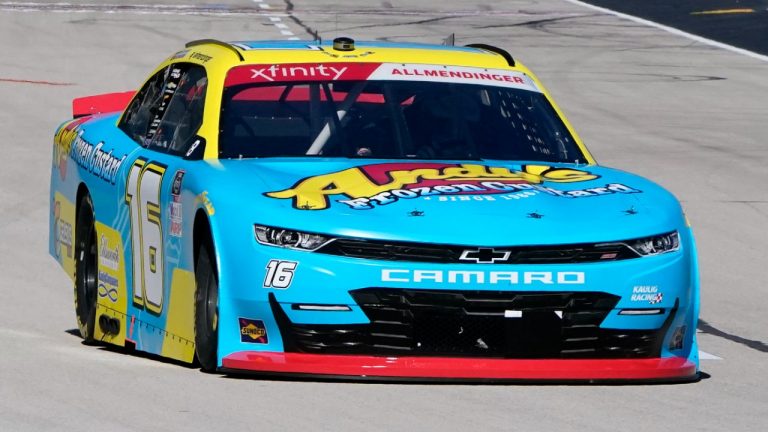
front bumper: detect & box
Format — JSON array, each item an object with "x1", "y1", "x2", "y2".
[
  {"x1": 221, "y1": 352, "x2": 698, "y2": 382},
  {"x1": 217, "y1": 227, "x2": 700, "y2": 382}
]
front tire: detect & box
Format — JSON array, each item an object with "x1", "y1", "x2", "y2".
[
  {"x1": 74, "y1": 194, "x2": 97, "y2": 343},
  {"x1": 194, "y1": 240, "x2": 219, "y2": 372}
]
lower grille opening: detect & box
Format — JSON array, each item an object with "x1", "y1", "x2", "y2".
[{"x1": 271, "y1": 290, "x2": 675, "y2": 359}]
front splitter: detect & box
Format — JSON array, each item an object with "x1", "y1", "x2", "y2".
[{"x1": 221, "y1": 352, "x2": 698, "y2": 383}]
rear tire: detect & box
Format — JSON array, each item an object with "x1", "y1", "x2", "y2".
[
  {"x1": 194, "y1": 239, "x2": 219, "y2": 372},
  {"x1": 74, "y1": 194, "x2": 97, "y2": 343}
]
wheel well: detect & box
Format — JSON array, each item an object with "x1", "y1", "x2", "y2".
[
  {"x1": 193, "y1": 209, "x2": 213, "y2": 265},
  {"x1": 75, "y1": 183, "x2": 90, "y2": 221}
]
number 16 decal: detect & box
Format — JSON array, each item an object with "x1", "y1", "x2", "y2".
[
  {"x1": 126, "y1": 159, "x2": 167, "y2": 314},
  {"x1": 263, "y1": 260, "x2": 298, "y2": 289}
]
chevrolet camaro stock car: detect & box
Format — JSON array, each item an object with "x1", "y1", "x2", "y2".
[{"x1": 49, "y1": 37, "x2": 700, "y2": 382}]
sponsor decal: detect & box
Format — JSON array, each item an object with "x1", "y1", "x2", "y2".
[
  {"x1": 318, "y1": 49, "x2": 376, "y2": 59},
  {"x1": 185, "y1": 138, "x2": 201, "y2": 157},
  {"x1": 53, "y1": 200, "x2": 73, "y2": 259},
  {"x1": 171, "y1": 170, "x2": 184, "y2": 195},
  {"x1": 98, "y1": 270, "x2": 119, "y2": 302},
  {"x1": 250, "y1": 64, "x2": 348, "y2": 81},
  {"x1": 381, "y1": 269, "x2": 585, "y2": 285},
  {"x1": 68, "y1": 134, "x2": 126, "y2": 185},
  {"x1": 264, "y1": 163, "x2": 637, "y2": 210},
  {"x1": 169, "y1": 170, "x2": 184, "y2": 238},
  {"x1": 225, "y1": 62, "x2": 381, "y2": 86},
  {"x1": 431, "y1": 191, "x2": 537, "y2": 204},
  {"x1": 195, "y1": 191, "x2": 215, "y2": 216},
  {"x1": 239, "y1": 318, "x2": 268, "y2": 344},
  {"x1": 52, "y1": 193, "x2": 77, "y2": 279},
  {"x1": 99, "y1": 234, "x2": 120, "y2": 271},
  {"x1": 372, "y1": 64, "x2": 538, "y2": 91},
  {"x1": 390, "y1": 67, "x2": 525, "y2": 83},
  {"x1": 189, "y1": 52, "x2": 212, "y2": 63},
  {"x1": 169, "y1": 203, "x2": 183, "y2": 237},
  {"x1": 225, "y1": 62, "x2": 539, "y2": 92},
  {"x1": 631, "y1": 285, "x2": 664, "y2": 304},
  {"x1": 53, "y1": 117, "x2": 89, "y2": 181},
  {"x1": 93, "y1": 222, "x2": 127, "y2": 337}
]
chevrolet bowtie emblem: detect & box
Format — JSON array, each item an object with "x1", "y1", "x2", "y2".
[{"x1": 459, "y1": 248, "x2": 511, "y2": 263}]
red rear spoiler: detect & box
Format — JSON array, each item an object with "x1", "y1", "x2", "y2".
[{"x1": 72, "y1": 91, "x2": 135, "y2": 118}]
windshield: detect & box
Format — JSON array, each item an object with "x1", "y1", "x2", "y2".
[{"x1": 220, "y1": 63, "x2": 585, "y2": 163}]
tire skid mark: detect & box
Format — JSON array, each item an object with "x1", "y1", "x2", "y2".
[
  {"x1": 475, "y1": 13, "x2": 601, "y2": 29},
  {"x1": 0, "y1": 77, "x2": 74, "y2": 86},
  {"x1": 334, "y1": 15, "x2": 459, "y2": 32},
  {"x1": 284, "y1": 0, "x2": 320, "y2": 40}
]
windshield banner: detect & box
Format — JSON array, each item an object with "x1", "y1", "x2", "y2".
[{"x1": 225, "y1": 63, "x2": 540, "y2": 92}]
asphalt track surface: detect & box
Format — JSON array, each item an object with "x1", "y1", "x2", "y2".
[
  {"x1": 580, "y1": 0, "x2": 768, "y2": 55},
  {"x1": 0, "y1": 1, "x2": 766, "y2": 431}
]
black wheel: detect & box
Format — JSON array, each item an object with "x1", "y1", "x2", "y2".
[
  {"x1": 74, "y1": 194, "x2": 98, "y2": 343},
  {"x1": 194, "y1": 239, "x2": 219, "y2": 372}
]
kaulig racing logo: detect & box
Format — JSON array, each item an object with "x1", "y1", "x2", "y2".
[{"x1": 265, "y1": 163, "x2": 639, "y2": 210}]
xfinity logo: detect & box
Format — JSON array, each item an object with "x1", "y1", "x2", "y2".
[
  {"x1": 459, "y1": 248, "x2": 511, "y2": 263},
  {"x1": 251, "y1": 64, "x2": 348, "y2": 81},
  {"x1": 381, "y1": 269, "x2": 585, "y2": 285}
]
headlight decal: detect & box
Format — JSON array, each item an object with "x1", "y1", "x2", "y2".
[
  {"x1": 626, "y1": 232, "x2": 680, "y2": 256},
  {"x1": 254, "y1": 225, "x2": 334, "y2": 251}
]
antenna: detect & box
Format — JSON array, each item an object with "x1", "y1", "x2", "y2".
[{"x1": 442, "y1": 33, "x2": 455, "y2": 46}]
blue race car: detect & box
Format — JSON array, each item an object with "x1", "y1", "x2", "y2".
[{"x1": 50, "y1": 38, "x2": 700, "y2": 381}]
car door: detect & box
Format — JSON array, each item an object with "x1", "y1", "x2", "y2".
[{"x1": 118, "y1": 62, "x2": 208, "y2": 357}]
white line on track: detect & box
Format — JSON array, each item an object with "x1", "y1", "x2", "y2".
[
  {"x1": 699, "y1": 351, "x2": 723, "y2": 360},
  {"x1": 0, "y1": 2, "x2": 285, "y2": 15},
  {"x1": 252, "y1": 0, "x2": 271, "y2": 10},
  {"x1": 252, "y1": 0, "x2": 300, "y2": 40},
  {"x1": 563, "y1": 0, "x2": 768, "y2": 63},
  {"x1": 0, "y1": 2, "x2": 303, "y2": 42}
]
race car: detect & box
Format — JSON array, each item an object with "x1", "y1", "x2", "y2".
[{"x1": 50, "y1": 37, "x2": 700, "y2": 382}]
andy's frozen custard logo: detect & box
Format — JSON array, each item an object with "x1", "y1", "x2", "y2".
[
  {"x1": 265, "y1": 163, "x2": 600, "y2": 210},
  {"x1": 53, "y1": 118, "x2": 87, "y2": 181},
  {"x1": 53, "y1": 118, "x2": 126, "y2": 185}
]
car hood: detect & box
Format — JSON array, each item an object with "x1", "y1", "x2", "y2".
[{"x1": 206, "y1": 159, "x2": 684, "y2": 246}]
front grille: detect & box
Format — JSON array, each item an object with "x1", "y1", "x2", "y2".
[
  {"x1": 316, "y1": 238, "x2": 639, "y2": 264},
  {"x1": 272, "y1": 290, "x2": 673, "y2": 359}
]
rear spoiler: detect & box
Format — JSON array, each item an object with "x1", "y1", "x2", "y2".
[{"x1": 72, "y1": 91, "x2": 135, "y2": 118}]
